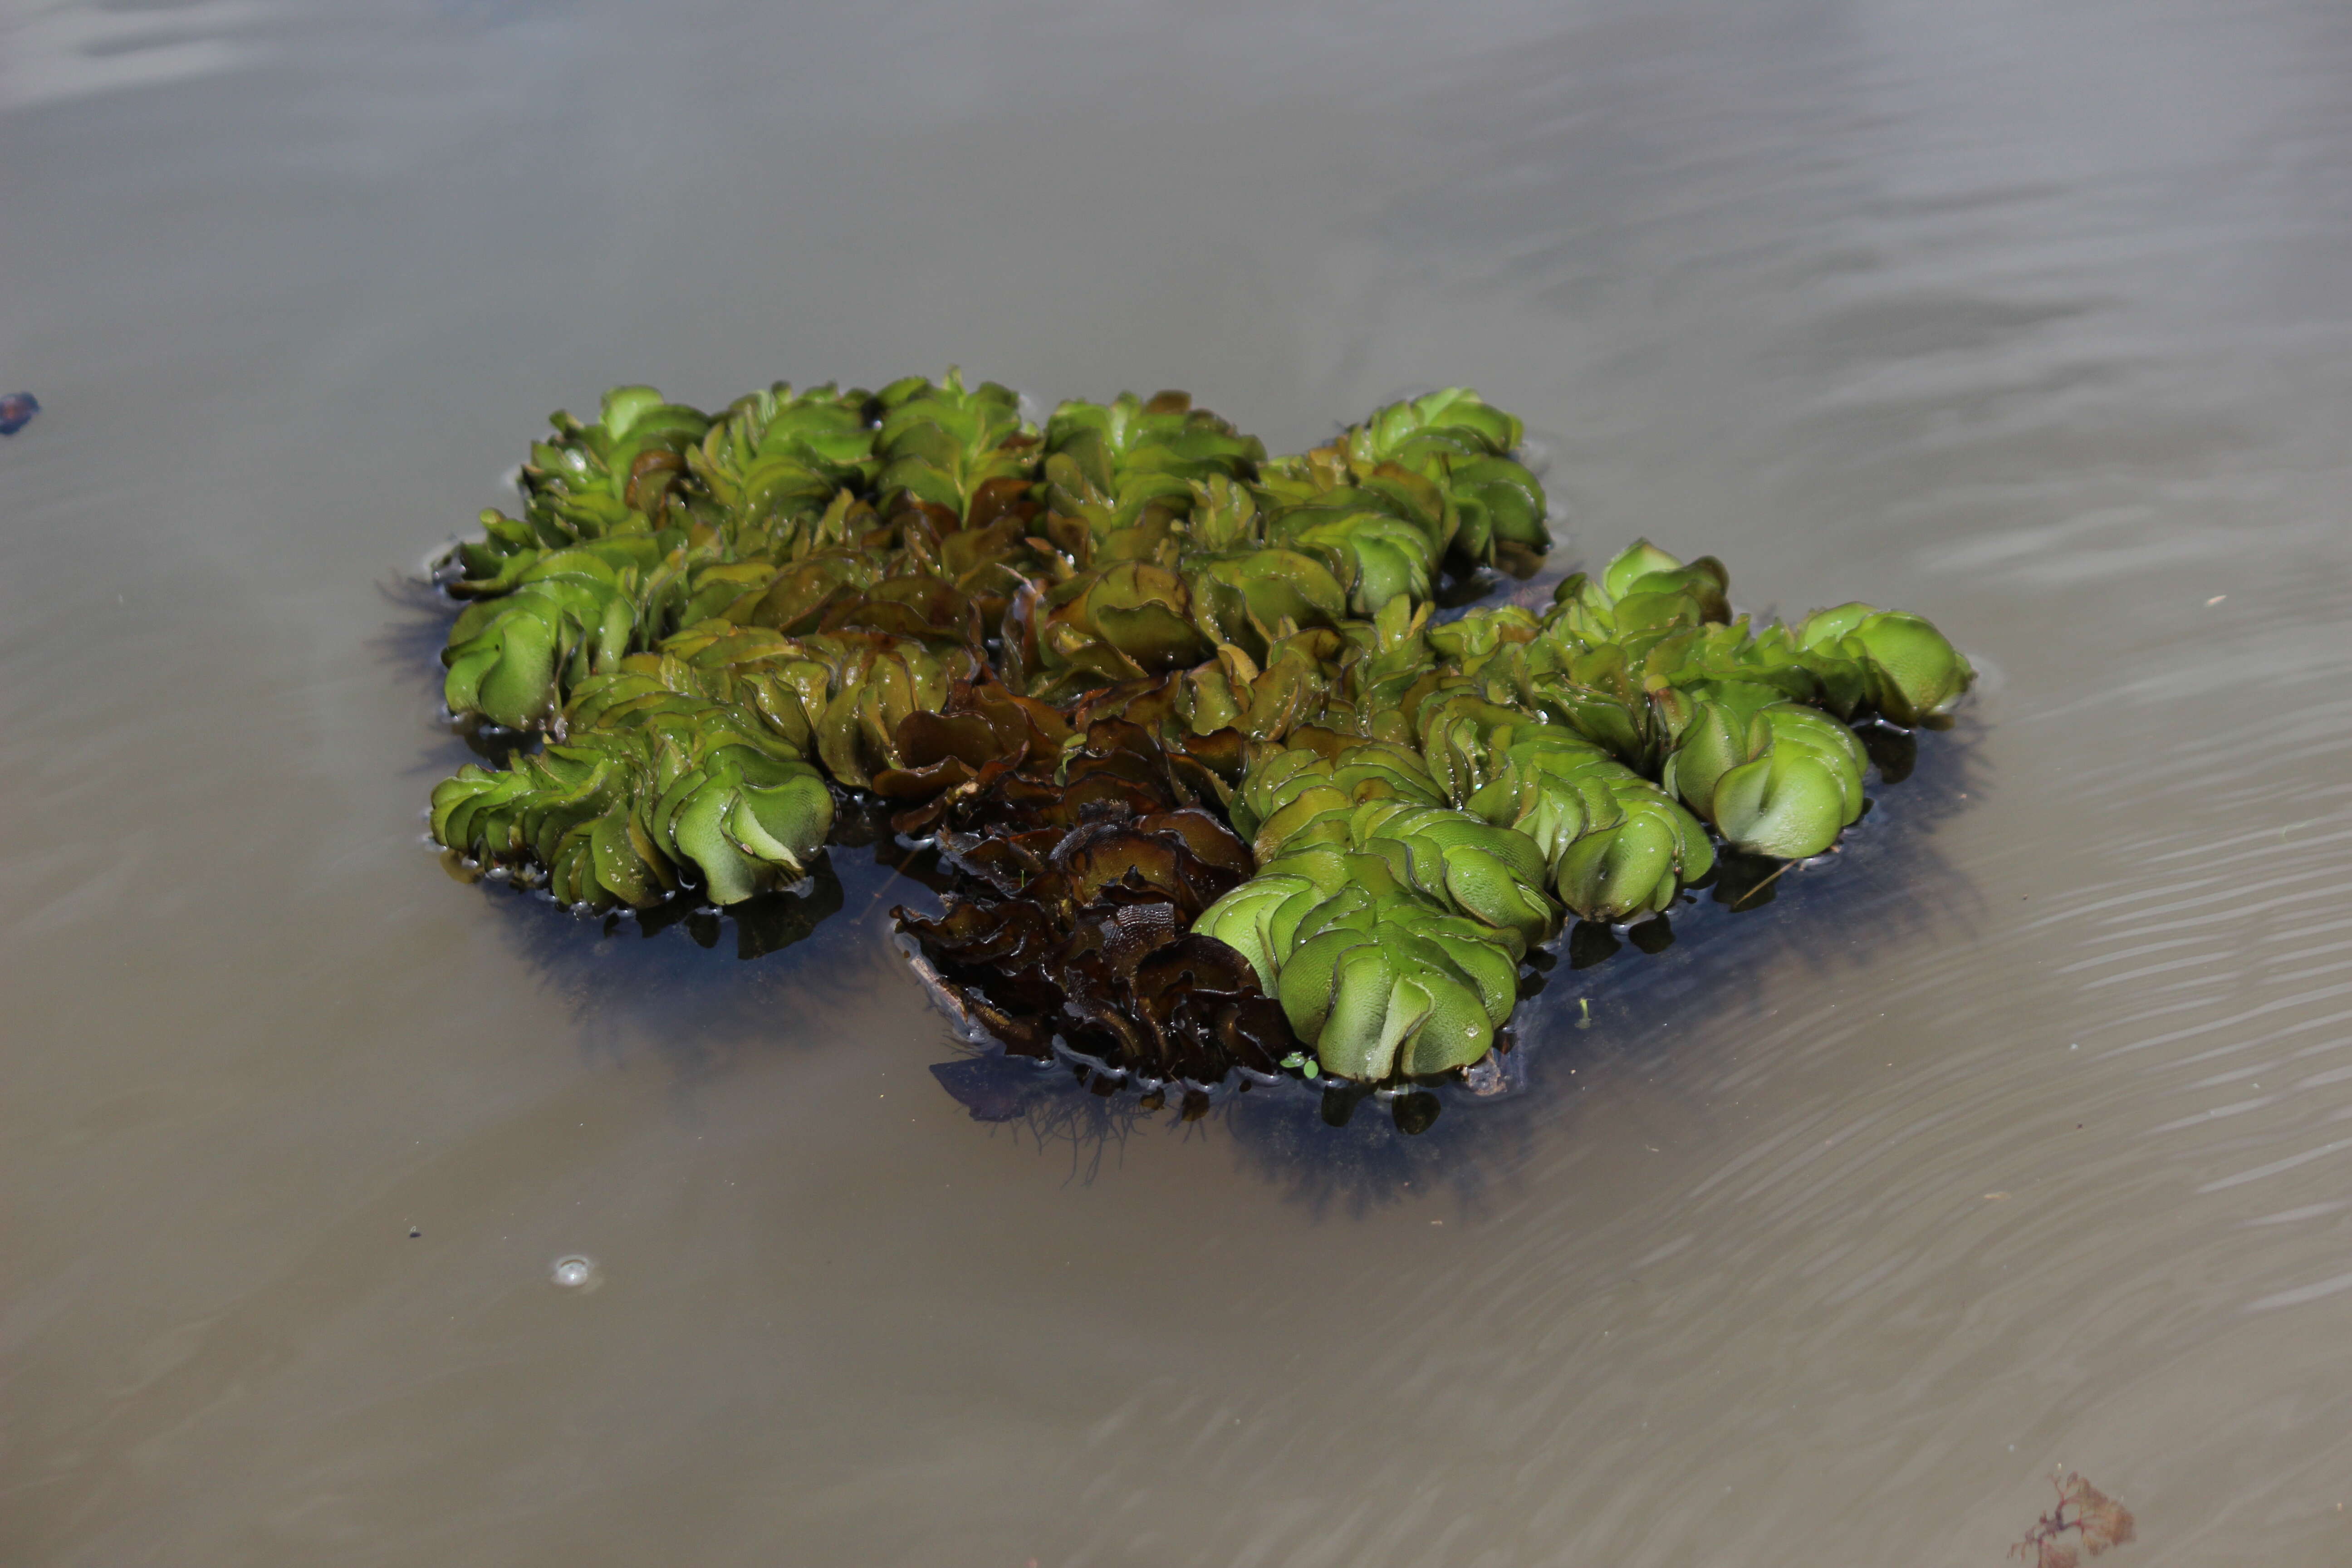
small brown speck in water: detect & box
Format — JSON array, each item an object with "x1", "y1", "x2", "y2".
[{"x1": 2012, "y1": 1470, "x2": 2136, "y2": 1567}]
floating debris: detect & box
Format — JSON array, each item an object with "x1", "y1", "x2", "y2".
[
  {"x1": 2013, "y1": 1470, "x2": 2137, "y2": 1568},
  {"x1": 0, "y1": 392, "x2": 37, "y2": 435},
  {"x1": 550, "y1": 1254, "x2": 600, "y2": 1290}
]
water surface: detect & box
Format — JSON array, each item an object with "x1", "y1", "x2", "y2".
[{"x1": 6, "y1": 0, "x2": 2352, "y2": 1562}]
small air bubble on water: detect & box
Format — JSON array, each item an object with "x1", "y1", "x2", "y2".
[{"x1": 551, "y1": 1255, "x2": 598, "y2": 1289}]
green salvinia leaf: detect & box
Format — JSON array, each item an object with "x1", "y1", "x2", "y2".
[
  {"x1": 521, "y1": 387, "x2": 712, "y2": 544},
  {"x1": 1279, "y1": 934, "x2": 1437, "y2": 1079},
  {"x1": 1265, "y1": 899, "x2": 1512, "y2": 1078},
  {"x1": 1550, "y1": 790, "x2": 1710, "y2": 921},
  {"x1": 652, "y1": 745, "x2": 834, "y2": 905},
  {"x1": 1653, "y1": 680, "x2": 1784, "y2": 810},
  {"x1": 689, "y1": 382, "x2": 877, "y2": 530},
  {"x1": 1184, "y1": 548, "x2": 1350, "y2": 648},
  {"x1": 446, "y1": 507, "x2": 554, "y2": 596},
  {"x1": 1708, "y1": 748, "x2": 1843, "y2": 861},
  {"x1": 431, "y1": 620, "x2": 977, "y2": 904},
  {"x1": 1441, "y1": 453, "x2": 1549, "y2": 552},
  {"x1": 442, "y1": 560, "x2": 646, "y2": 728},
  {"x1": 1045, "y1": 391, "x2": 1266, "y2": 485},
  {"x1": 1346, "y1": 388, "x2": 1523, "y2": 470},
  {"x1": 1194, "y1": 735, "x2": 1552, "y2": 1073},
  {"x1": 1718, "y1": 706, "x2": 1868, "y2": 855},
  {"x1": 1169, "y1": 632, "x2": 1343, "y2": 745},
  {"x1": 1545, "y1": 539, "x2": 1731, "y2": 643},
  {"x1": 1034, "y1": 561, "x2": 1210, "y2": 691},
  {"x1": 1037, "y1": 451, "x2": 1188, "y2": 564},
  {"x1": 1798, "y1": 603, "x2": 1974, "y2": 725},
  {"x1": 1271, "y1": 505, "x2": 1439, "y2": 614},
  {"x1": 1423, "y1": 698, "x2": 1715, "y2": 923},
  {"x1": 872, "y1": 370, "x2": 1035, "y2": 519},
  {"x1": 435, "y1": 712, "x2": 835, "y2": 912}
]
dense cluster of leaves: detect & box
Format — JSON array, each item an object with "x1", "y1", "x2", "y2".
[
  {"x1": 427, "y1": 374, "x2": 1969, "y2": 1094},
  {"x1": 877, "y1": 681, "x2": 1289, "y2": 1084}
]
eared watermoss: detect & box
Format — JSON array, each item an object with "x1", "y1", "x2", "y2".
[{"x1": 425, "y1": 377, "x2": 1969, "y2": 1101}]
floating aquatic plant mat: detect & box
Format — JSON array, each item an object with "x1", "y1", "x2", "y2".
[{"x1": 426, "y1": 376, "x2": 1968, "y2": 1120}]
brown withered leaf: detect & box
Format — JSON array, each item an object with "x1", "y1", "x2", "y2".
[
  {"x1": 892, "y1": 717, "x2": 1301, "y2": 1084},
  {"x1": 733, "y1": 549, "x2": 875, "y2": 633},
  {"x1": 872, "y1": 676, "x2": 1073, "y2": 832},
  {"x1": 2014, "y1": 1471, "x2": 2135, "y2": 1567},
  {"x1": 820, "y1": 573, "x2": 986, "y2": 649},
  {"x1": 892, "y1": 710, "x2": 1011, "y2": 772},
  {"x1": 2062, "y1": 1474, "x2": 2135, "y2": 1556}
]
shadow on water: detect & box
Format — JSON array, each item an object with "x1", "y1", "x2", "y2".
[
  {"x1": 386, "y1": 581, "x2": 1988, "y2": 1207},
  {"x1": 375, "y1": 572, "x2": 462, "y2": 679},
  {"x1": 452, "y1": 817, "x2": 953, "y2": 1068}
]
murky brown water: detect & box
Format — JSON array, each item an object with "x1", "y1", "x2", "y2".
[{"x1": 7, "y1": 0, "x2": 2352, "y2": 1562}]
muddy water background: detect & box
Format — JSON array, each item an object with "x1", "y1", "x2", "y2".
[{"x1": 6, "y1": 0, "x2": 2352, "y2": 1562}]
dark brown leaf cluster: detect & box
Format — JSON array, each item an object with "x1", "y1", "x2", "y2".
[
  {"x1": 886, "y1": 681, "x2": 1295, "y2": 1084},
  {"x1": 2012, "y1": 1471, "x2": 2137, "y2": 1568}
]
